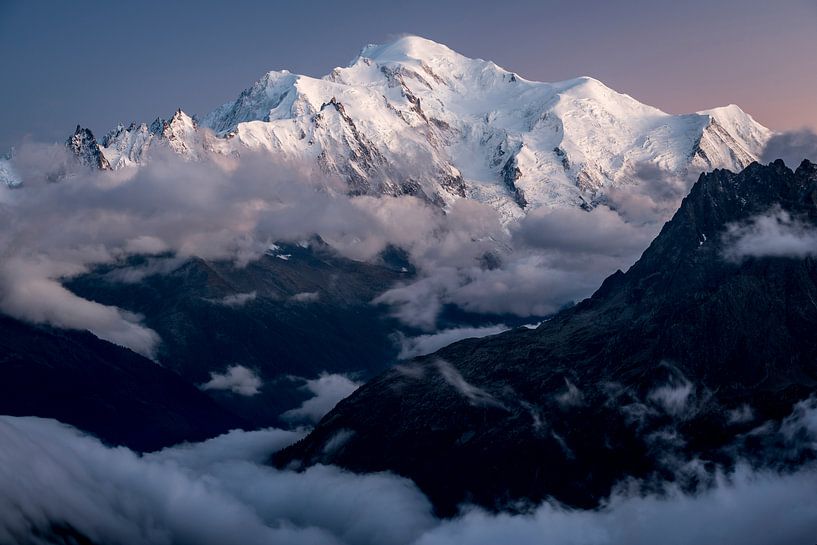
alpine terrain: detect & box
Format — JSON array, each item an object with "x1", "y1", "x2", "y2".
[
  {"x1": 5, "y1": 36, "x2": 772, "y2": 222},
  {"x1": 277, "y1": 159, "x2": 817, "y2": 515}
]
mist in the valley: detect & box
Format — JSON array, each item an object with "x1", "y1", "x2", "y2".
[
  {"x1": 0, "y1": 138, "x2": 690, "y2": 357},
  {"x1": 2, "y1": 132, "x2": 817, "y2": 544},
  {"x1": 2, "y1": 395, "x2": 817, "y2": 545}
]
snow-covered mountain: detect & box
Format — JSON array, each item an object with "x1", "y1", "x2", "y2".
[
  {"x1": 63, "y1": 36, "x2": 773, "y2": 220},
  {"x1": 0, "y1": 151, "x2": 21, "y2": 187},
  {"x1": 68, "y1": 125, "x2": 111, "y2": 170}
]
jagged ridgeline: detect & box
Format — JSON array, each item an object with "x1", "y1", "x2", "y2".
[
  {"x1": 47, "y1": 36, "x2": 769, "y2": 222},
  {"x1": 276, "y1": 160, "x2": 817, "y2": 515}
]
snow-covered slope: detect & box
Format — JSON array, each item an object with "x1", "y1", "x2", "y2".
[
  {"x1": 72, "y1": 36, "x2": 774, "y2": 219},
  {"x1": 0, "y1": 156, "x2": 21, "y2": 187}
]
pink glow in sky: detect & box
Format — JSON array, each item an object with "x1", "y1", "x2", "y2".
[{"x1": 0, "y1": 0, "x2": 814, "y2": 151}]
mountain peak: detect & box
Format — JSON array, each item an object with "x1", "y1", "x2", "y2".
[
  {"x1": 67, "y1": 125, "x2": 111, "y2": 170},
  {"x1": 699, "y1": 104, "x2": 773, "y2": 137},
  {"x1": 355, "y1": 35, "x2": 462, "y2": 65},
  {"x1": 68, "y1": 37, "x2": 773, "y2": 219},
  {"x1": 169, "y1": 108, "x2": 195, "y2": 128}
]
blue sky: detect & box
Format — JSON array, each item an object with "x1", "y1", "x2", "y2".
[{"x1": 1, "y1": 0, "x2": 815, "y2": 150}]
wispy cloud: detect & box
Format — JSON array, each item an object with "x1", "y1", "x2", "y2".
[
  {"x1": 397, "y1": 325, "x2": 510, "y2": 359},
  {"x1": 723, "y1": 206, "x2": 817, "y2": 260},
  {"x1": 201, "y1": 365, "x2": 263, "y2": 396},
  {"x1": 208, "y1": 291, "x2": 257, "y2": 307},
  {"x1": 282, "y1": 373, "x2": 362, "y2": 423}
]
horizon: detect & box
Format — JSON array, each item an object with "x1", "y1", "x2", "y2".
[{"x1": 1, "y1": 0, "x2": 816, "y2": 152}]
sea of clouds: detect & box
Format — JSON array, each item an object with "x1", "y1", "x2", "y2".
[
  {"x1": 1, "y1": 131, "x2": 817, "y2": 544},
  {"x1": 2, "y1": 402, "x2": 817, "y2": 545},
  {"x1": 0, "y1": 140, "x2": 697, "y2": 358}
]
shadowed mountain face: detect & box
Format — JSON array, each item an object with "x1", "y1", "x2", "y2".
[
  {"x1": 65, "y1": 242, "x2": 416, "y2": 426},
  {"x1": 0, "y1": 315, "x2": 246, "y2": 452},
  {"x1": 66, "y1": 242, "x2": 539, "y2": 428},
  {"x1": 276, "y1": 160, "x2": 817, "y2": 516}
]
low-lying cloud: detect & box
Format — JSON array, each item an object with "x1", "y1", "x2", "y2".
[
  {"x1": 0, "y1": 255, "x2": 161, "y2": 358},
  {"x1": 723, "y1": 206, "x2": 817, "y2": 260},
  {"x1": 290, "y1": 291, "x2": 320, "y2": 303},
  {"x1": 0, "y1": 416, "x2": 434, "y2": 545},
  {"x1": 515, "y1": 205, "x2": 654, "y2": 257},
  {"x1": 415, "y1": 464, "x2": 817, "y2": 545},
  {"x1": 282, "y1": 373, "x2": 362, "y2": 423},
  {"x1": 434, "y1": 359, "x2": 505, "y2": 409},
  {"x1": 2, "y1": 412, "x2": 817, "y2": 545},
  {"x1": 211, "y1": 291, "x2": 258, "y2": 307},
  {"x1": 0, "y1": 145, "x2": 695, "y2": 353},
  {"x1": 201, "y1": 365, "x2": 263, "y2": 396},
  {"x1": 397, "y1": 324, "x2": 510, "y2": 359}
]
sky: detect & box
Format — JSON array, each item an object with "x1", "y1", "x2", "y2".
[{"x1": 0, "y1": 0, "x2": 815, "y2": 151}]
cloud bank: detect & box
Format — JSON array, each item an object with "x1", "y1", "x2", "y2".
[
  {"x1": 415, "y1": 465, "x2": 817, "y2": 545},
  {"x1": 2, "y1": 413, "x2": 817, "y2": 545},
  {"x1": 0, "y1": 416, "x2": 434, "y2": 545},
  {"x1": 0, "y1": 145, "x2": 690, "y2": 353}
]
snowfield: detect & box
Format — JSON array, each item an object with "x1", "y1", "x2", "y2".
[{"x1": 5, "y1": 36, "x2": 773, "y2": 223}]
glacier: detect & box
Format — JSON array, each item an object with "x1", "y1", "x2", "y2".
[{"x1": 66, "y1": 36, "x2": 773, "y2": 222}]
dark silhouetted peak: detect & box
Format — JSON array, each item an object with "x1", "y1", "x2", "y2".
[
  {"x1": 796, "y1": 159, "x2": 817, "y2": 179},
  {"x1": 66, "y1": 125, "x2": 111, "y2": 170},
  {"x1": 277, "y1": 160, "x2": 817, "y2": 516},
  {"x1": 619, "y1": 160, "x2": 816, "y2": 301},
  {"x1": 149, "y1": 116, "x2": 166, "y2": 135}
]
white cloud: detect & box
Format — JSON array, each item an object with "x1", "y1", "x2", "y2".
[
  {"x1": 0, "y1": 139, "x2": 704, "y2": 351},
  {"x1": 2, "y1": 413, "x2": 817, "y2": 545},
  {"x1": 0, "y1": 256, "x2": 160, "y2": 358},
  {"x1": 282, "y1": 373, "x2": 362, "y2": 423},
  {"x1": 0, "y1": 416, "x2": 434, "y2": 545},
  {"x1": 103, "y1": 256, "x2": 187, "y2": 283},
  {"x1": 290, "y1": 291, "x2": 320, "y2": 303},
  {"x1": 723, "y1": 207, "x2": 817, "y2": 260},
  {"x1": 397, "y1": 324, "x2": 510, "y2": 359},
  {"x1": 150, "y1": 426, "x2": 306, "y2": 469},
  {"x1": 0, "y1": 142, "x2": 686, "y2": 351},
  {"x1": 434, "y1": 359, "x2": 504, "y2": 409},
  {"x1": 215, "y1": 291, "x2": 257, "y2": 307},
  {"x1": 414, "y1": 464, "x2": 817, "y2": 545},
  {"x1": 728, "y1": 404, "x2": 755, "y2": 424},
  {"x1": 201, "y1": 365, "x2": 262, "y2": 396},
  {"x1": 648, "y1": 380, "x2": 694, "y2": 417},
  {"x1": 556, "y1": 378, "x2": 584, "y2": 408}
]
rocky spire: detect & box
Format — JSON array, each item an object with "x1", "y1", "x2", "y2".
[{"x1": 66, "y1": 125, "x2": 111, "y2": 170}]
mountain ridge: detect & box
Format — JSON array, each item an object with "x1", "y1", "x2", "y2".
[
  {"x1": 39, "y1": 35, "x2": 772, "y2": 222},
  {"x1": 275, "y1": 159, "x2": 817, "y2": 515}
]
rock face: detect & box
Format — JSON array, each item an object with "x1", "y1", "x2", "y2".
[
  {"x1": 0, "y1": 314, "x2": 246, "y2": 452},
  {"x1": 276, "y1": 160, "x2": 817, "y2": 515},
  {"x1": 66, "y1": 125, "x2": 110, "y2": 170},
  {"x1": 66, "y1": 36, "x2": 772, "y2": 222},
  {"x1": 64, "y1": 242, "x2": 420, "y2": 427}
]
